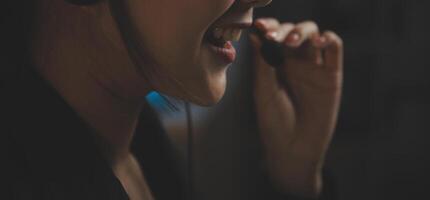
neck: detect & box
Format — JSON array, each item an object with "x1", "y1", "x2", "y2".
[{"x1": 32, "y1": 1, "x2": 151, "y2": 164}]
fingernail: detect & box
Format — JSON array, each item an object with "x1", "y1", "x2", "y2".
[
  {"x1": 316, "y1": 36, "x2": 328, "y2": 47},
  {"x1": 285, "y1": 33, "x2": 300, "y2": 46},
  {"x1": 318, "y1": 36, "x2": 327, "y2": 44},
  {"x1": 254, "y1": 20, "x2": 266, "y2": 29},
  {"x1": 265, "y1": 31, "x2": 278, "y2": 40}
]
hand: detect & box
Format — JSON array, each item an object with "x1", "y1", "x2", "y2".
[{"x1": 250, "y1": 18, "x2": 343, "y2": 198}]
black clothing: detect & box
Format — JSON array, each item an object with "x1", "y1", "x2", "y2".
[
  {"x1": 0, "y1": 67, "x2": 185, "y2": 200},
  {"x1": 0, "y1": 67, "x2": 335, "y2": 200}
]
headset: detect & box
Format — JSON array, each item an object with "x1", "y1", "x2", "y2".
[{"x1": 65, "y1": 0, "x2": 100, "y2": 5}]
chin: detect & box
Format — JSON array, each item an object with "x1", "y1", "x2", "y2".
[
  {"x1": 188, "y1": 78, "x2": 227, "y2": 107},
  {"x1": 199, "y1": 90, "x2": 225, "y2": 106}
]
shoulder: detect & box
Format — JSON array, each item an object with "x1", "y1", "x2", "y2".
[{"x1": 0, "y1": 117, "x2": 41, "y2": 199}]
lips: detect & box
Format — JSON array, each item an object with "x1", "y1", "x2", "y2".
[
  {"x1": 206, "y1": 27, "x2": 243, "y2": 48},
  {"x1": 203, "y1": 22, "x2": 251, "y2": 64}
]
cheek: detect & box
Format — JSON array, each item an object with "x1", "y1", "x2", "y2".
[
  {"x1": 161, "y1": 0, "x2": 236, "y2": 65},
  {"x1": 127, "y1": 0, "x2": 198, "y2": 70},
  {"x1": 126, "y1": 0, "x2": 235, "y2": 104},
  {"x1": 128, "y1": 0, "x2": 235, "y2": 63}
]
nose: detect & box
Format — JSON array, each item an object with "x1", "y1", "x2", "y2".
[{"x1": 240, "y1": 0, "x2": 273, "y2": 8}]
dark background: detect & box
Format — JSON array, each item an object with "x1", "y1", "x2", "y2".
[
  {"x1": 157, "y1": 0, "x2": 430, "y2": 199},
  {"x1": 256, "y1": 1, "x2": 430, "y2": 199},
  {"x1": 2, "y1": 0, "x2": 429, "y2": 199}
]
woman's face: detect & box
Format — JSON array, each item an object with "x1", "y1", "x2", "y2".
[{"x1": 120, "y1": 0, "x2": 271, "y2": 105}]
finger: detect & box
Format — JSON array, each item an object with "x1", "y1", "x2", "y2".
[
  {"x1": 284, "y1": 21, "x2": 319, "y2": 47},
  {"x1": 289, "y1": 33, "x2": 325, "y2": 65},
  {"x1": 312, "y1": 34, "x2": 328, "y2": 49},
  {"x1": 266, "y1": 23, "x2": 295, "y2": 42},
  {"x1": 309, "y1": 40, "x2": 324, "y2": 65},
  {"x1": 322, "y1": 31, "x2": 343, "y2": 71},
  {"x1": 254, "y1": 18, "x2": 281, "y2": 33},
  {"x1": 309, "y1": 34, "x2": 325, "y2": 65}
]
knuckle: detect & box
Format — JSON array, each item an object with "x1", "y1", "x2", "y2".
[
  {"x1": 256, "y1": 17, "x2": 279, "y2": 26},
  {"x1": 323, "y1": 30, "x2": 335, "y2": 36},
  {"x1": 294, "y1": 21, "x2": 319, "y2": 34},
  {"x1": 293, "y1": 25, "x2": 305, "y2": 34},
  {"x1": 304, "y1": 20, "x2": 318, "y2": 27},
  {"x1": 281, "y1": 23, "x2": 295, "y2": 30},
  {"x1": 282, "y1": 22, "x2": 295, "y2": 27},
  {"x1": 261, "y1": 17, "x2": 279, "y2": 23},
  {"x1": 324, "y1": 31, "x2": 343, "y2": 47},
  {"x1": 303, "y1": 20, "x2": 319, "y2": 30},
  {"x1": 257, "y1": 17, "x2": 274, "y2": 21}
]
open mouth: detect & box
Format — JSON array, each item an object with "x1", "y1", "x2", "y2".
[
  {"x1": 204, "y1": 26, "x2": 244, "y2": 48},
  {"x1": 202, "y1": 22, "x2": 251, "y2": 64}
]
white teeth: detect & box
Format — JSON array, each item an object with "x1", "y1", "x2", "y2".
[{"x1": 213, "y1": 28, "x2": 243, "y2": 42}]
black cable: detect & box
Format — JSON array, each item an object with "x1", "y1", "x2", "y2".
[{"x1": 185, "y1": 102, "x2": 194, "y2": 200}]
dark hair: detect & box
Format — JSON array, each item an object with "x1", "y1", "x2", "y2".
[{"x1": 0, "y1": 1, "x2": 37, "y2": 85}]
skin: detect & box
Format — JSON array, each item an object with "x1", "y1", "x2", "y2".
[
  {"x1": 31, "y1": 0, "x2": 343, "y2": 199},
  {"x1": 251, "y1": 19, "x2": 343, "y2": 198}
]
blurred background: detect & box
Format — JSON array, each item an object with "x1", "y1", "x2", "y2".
[{"x1": 149, "y1": 0, "x2": 430, "y2": 200}]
